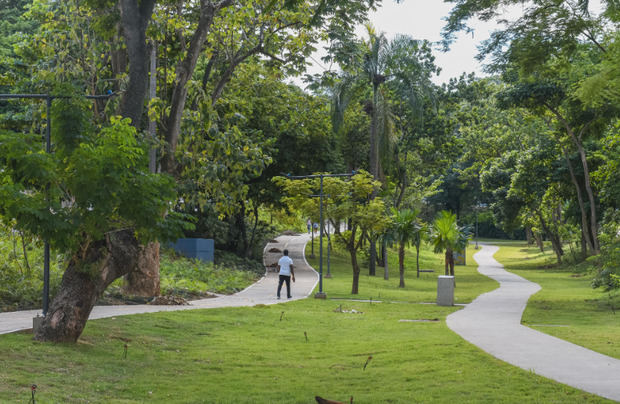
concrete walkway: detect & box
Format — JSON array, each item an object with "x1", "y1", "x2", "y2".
[
  {"x1": 447, "y1": 244, "x2": 620, "y2": 402},
  {"x1": 0, "y1": 232, "x2": 318, "y2": 335}
]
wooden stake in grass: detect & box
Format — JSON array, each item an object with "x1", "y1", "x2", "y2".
[
  {"x1": 280, "y1": 311, "x2": 285, "y2": 321},
  {"x1": 363, "y1": 355, "x2": 372, "y2": 371},
  {"x1": 123, "y1": 344, "x2": 128, "y2": 359},
  {"x1": 304, "y1": 331, "x2": 308, "y2": 342}
]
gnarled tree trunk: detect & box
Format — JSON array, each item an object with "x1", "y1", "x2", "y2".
[
  {"x1": 123, "y1": 241, "x2": 160, "y2": 297},
  {"x1": 35, "y1": 230, "x2": 143, "y2": 343}
]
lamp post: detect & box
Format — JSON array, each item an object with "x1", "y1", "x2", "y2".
[
  {"x1": 473, "y1": 202, "x2": 487, "y2": 250},
  {"x1": 325, "y1": 220, "x2": 332, "y2": 278},
  {"x1": 286, "y1": 171, "x2": 355, "y2": 298},
  {"x1": 310, "y1": 224, "x2": 315, "y2": 258},
  {"x1": 0, "y1": 92, "x2": 115, "y2": 317}
]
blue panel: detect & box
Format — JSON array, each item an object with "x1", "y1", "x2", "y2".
[{"x1": 169, "y1": 238, "x2": 214, "y2": 263}]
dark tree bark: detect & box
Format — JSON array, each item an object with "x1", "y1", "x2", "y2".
[
  {"x1": 537, "y1": 210, "x2": 563, "y2": 264},
  {"x1": 415, "y1": 241, "x2": 420, "y2": 278},
  {"x1": 525, "y1": 226, "x2": 533, "y2": 245},
  {"x1": 161, "y1": 0, "x2": 234, "y2": 174},
  {"x1": 117, "y1": 0, "x2": 162, "y2": 298},
  {"x1": 35, "y1": 230, "x2": 143, "y2": 343},
  {"x1": 367, "y1": 82, "x2": 380, "y2": 277},
  {"x1": 350, "y1": 250, "x2": 360, "y2": 295},
  {"x1": 534, "y1": 232, "x2": 545, "y2": 253},
  {"x1": 561, "y1": 145, "x2": 594, "y2": 254},
  {"x1": 398, "y1": 242, "x2": 405, "y2": 288},
  {"x1": 119, "y1": 0, "x2": 157, "y2": 127},
  {"x1": 369, "y1": 240, "x2": 377, "y2": 276},
  {"x1": 545, "y1": 104, "x2": 600, "y2": 253},
  {"x1": 383, "y1": 239, "x2": 389, "y2": 280},
  {"x1": 123, "y1": 242, "x2": 160, "y2": 297}
]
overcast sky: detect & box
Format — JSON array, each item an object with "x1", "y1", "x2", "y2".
[
  {"x1": 358, "y1": 0, "x2": 516, "y2": 84},
  {"x1": 297, "y1": 0, "x2": 603, "y2": 86}
]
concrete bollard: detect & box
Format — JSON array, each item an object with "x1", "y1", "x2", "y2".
[{"x1": 437, "y1": 275, "x2": 455, "y2": 306}]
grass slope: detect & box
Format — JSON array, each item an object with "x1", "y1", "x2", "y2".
[
  {"x1": 494, "y1": 241, "x2": 620, "y2": 360},
  {"x1": 0, "y1": 240, "x2": 612, "y2": 403}
]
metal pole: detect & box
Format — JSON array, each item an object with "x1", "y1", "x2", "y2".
[
  {"x1": 148, "y1": 41, "x2": 157, "y2": 173},
  {"x1": 326, "y1": 220, "x2": 331, "y2": 278},
  {"x1": 0, "y1": 92, "x2": 116, "y2": 318},
  {"x1": 42, "y1": 96, "x2": 52, "y2": 317},
  {"x1": 475, "y1": 209, "x2": 479, "y2": 250},
  {"x1": 310, "y1": 225, "x2": 315, "y2": 258},
  {"x1": 315, "y1": 175, "x2": 326, "y2": 298},
  {"x1": 284, "y1": 171, "x2": 355, "y2": 298}
]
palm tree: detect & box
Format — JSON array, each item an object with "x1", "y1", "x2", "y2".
[
  {"x1": 390, "y1": 208, "x2": 422, "y2": 288},
  {"x1": 327, "y1": 26, "x2": 438, "y2": 276},
  {"x1": 429, "y1": 210, "x2": 470, "y2": 276}
]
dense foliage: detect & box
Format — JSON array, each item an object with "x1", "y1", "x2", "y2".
[{"x1": 1, "y1": 0, "x2": 620, "y2": 341}]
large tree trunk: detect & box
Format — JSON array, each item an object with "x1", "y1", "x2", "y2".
[
  {"x1": 123, "y1": 242, "x2": 160, "y2": 297},
  {"x1": 549, "y1": 107, "x2": 600, "y2": 253},
  {"x1": 119, "y1": 0, "x2": 156, "y2": 127},
  {"x1": 35, "y1": 230, "x2": 142, "y2": 343},
  {"x1": 161, "y1": 0, "x2": 234, "y2": 173},
  {"x1": 398, "y1": 243, "x2": 405, "y2": 288},
  {"x1": 575, "y1": 142, "x2": 600, "y2": 253},
  {"x1": 118, "y1": 0, "x2": 161, "y2": 298}
]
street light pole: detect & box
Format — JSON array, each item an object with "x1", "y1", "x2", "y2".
[
  {"x1": 286, "y1": 171, "x2": 355, "y2": 299},
  {"x1": 325, "y1": 220, "x2": 332, "y2": 278},
  {"x1": 43, "y1": 96, "x2": 52, "y2": 316},
  {"x1": 0, "y1": 92, "x2": 116, "y2": 317},
  {"x1": 316, "y1": 175, "x2": 326, "y2": 298},
  {"x1": 475, "y1": 208, "x2": 479, "y2": 250}
]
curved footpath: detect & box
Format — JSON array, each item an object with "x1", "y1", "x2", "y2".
[
  {"x1": 447, "y1": 244, "x2": 620, "y2": 402},
  {"x1": 0, "y1": 232, "x2": 318, "y2": 335}
]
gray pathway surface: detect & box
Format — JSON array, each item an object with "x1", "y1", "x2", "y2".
[
  {"x1": 447, "y1": 244, "x2": 620, "y2": 402},
  {"x1": 0, "y1": 232, "x2": 318, "y2": 335}
]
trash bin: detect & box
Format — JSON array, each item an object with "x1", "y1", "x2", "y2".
[{"x1": 437, "y1": 275, "x2": 454, "y2": 306}]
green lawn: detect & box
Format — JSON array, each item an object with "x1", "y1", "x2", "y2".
[
  {"x1": 0, "y1": 240, "x2": 612, "y2": 403},
  {"x1": 494, "y1": 241, "x2": 620, "y2": 360},
  {"x1": 305, "y1": 238, "x2": 498, "y2": 304}
]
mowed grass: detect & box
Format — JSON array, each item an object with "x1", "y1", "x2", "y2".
[
  {"x1": 494, "y1": 241, "x2": 620, "y2": 360},
  {"x1": 305, "y1": 238, "x2": 498, "y2": 304},
  {"x1": 0, "y1": 239, "x2": 612, "y2": 403}
]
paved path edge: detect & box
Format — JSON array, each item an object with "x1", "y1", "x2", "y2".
[
  {"x1": 0, "y1": 232, "x2": 318, "y2": 335},
  {"x1": 447, "y1": 243, "x2": 620, "y2": 402}
]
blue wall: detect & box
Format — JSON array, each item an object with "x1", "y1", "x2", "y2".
[{"x1": 170, "y1": 238, "x2": 214, "y2": 263}]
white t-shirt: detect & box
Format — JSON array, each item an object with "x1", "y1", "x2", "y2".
[{"x1": 278, "y1": 255, "x2": 294, "y2": 276}]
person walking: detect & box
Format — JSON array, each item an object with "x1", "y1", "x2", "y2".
[{"x1": 277, "y1": 249, "x2": 295, "y2": 299}]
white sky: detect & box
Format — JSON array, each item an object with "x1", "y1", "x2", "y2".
[
  {"x1": 296, "y1": 0, "x2": 603, "y2": 86},
  {"x1": 359, "y1": 0, "x2": 518, "y2": 84}
]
